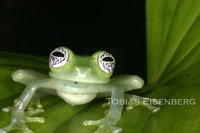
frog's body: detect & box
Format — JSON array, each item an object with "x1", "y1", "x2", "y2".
[{"x1": 0, "y1": 47, "x2": 160, "y2": 133}]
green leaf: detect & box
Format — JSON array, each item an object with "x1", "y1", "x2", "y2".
[
  {"x1": 146, "y1": 0, "x2": 200, "y2": 85},
  {"x1": 144, "y1": 85, "x2": 200, "y2": 133},
  {"x1": 146, "y1": 0, "x2": 200, "y2": 133}
]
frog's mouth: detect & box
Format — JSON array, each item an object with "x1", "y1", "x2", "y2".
[{"x1": 49, "y1": 71, "x2": 110, "y2": 84}]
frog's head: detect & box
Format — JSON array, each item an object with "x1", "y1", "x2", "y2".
[{"x1": 49, "y1": 47, "x2": 115, "y2": 83}]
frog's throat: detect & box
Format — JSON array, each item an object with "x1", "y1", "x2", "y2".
[{"x1": 57, "y1": 91, "x2": 97, "y2": 105}]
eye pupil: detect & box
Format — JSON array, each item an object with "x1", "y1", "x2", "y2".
[
  {"x1": 103, "y1": 57, "x2": 114, "y2": 62},
  {"x1": 52, "y1": 52, "x2": 65, "y2": 57}
]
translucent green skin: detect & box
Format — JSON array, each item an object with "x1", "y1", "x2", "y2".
[{"x1": 0, "y1": 47, "x2": 147, "y2": 133}]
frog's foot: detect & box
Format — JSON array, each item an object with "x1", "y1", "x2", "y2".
[
  {"x1": 13, "y1": 94, "x2": 43, "y2": 112},
  {"x1": 25, "y1": 108, "x2": 44, "y2": 117},
  {"x1": 26, "y1": 95, "x2": 43, "y2": 111},
  {"x1": 126, "y1": 95, "x2": 161, "y2": 113},
  {"x1": 0, "y1": 122, "x2": 34, "y2": 133},
  {"x1": 101, "y1": 103, "x2": 110, "y2": 115},
  {"x1": 26, "y1": 101, "x2": 43, "y2": 111},
  {"x1": 13, "y1": 99, "x2": 44, "y2": 116},
  {"x1": 83, "y1": 118, "x2": 122, "y2": 133},
  {"x1": 0, "y1": 109, "x2": 45, "y2": 133}
]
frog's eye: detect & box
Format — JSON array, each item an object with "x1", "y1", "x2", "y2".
[
  {"x1": 50, "y1": 47, "x2": 69, "y2": 68},
  {"x1": 98, "y1": 52, "x2": 115, "y2": 73}
]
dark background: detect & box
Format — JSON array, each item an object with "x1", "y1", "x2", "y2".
[{"x1": 0, "y1": 0, "x2": 146, "y2": 79}]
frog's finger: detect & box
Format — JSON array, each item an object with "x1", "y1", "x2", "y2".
[
  {"x1": 83, "y1": 118, "x2": 104, "y2": 126},
  {"x1": 26, "y1": 116, "x2": 45, "y2": 123},
  {"x1": 25, "y1": 108, "x2": 44, "y2": 116}
]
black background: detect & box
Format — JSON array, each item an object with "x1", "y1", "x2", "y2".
[{"x1": 0, "y1": 0, "x2": 146, "y2": 79}]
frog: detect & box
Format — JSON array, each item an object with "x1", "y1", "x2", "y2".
[{"x1": 0, "y1": 47, "x2": 160, "y2": 133}]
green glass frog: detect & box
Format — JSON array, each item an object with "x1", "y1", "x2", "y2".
[{"x1": 0, "y1": 47, "x2": 160, "y2": 133}]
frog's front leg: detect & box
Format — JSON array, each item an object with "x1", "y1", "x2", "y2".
[
  {"x1": 110, "y1": 75, "x2": 161, "y2": 112},
  {"x1": 12, "y1": 69, "x2": 49, "y2": 85},
  {"x1": 84, "y1": 86, "x2": 124, "y2": 133},
  {"x1": 0, "y1": 79, "x2": 52, "y2": 133},
  {"x1": 11, "y1": 69, "x2": 52, "y2": 111}
]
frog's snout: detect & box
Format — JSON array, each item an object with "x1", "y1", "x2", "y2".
[{"x1": 75, "y1": 66, "x2": 91, "y2": 74}]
